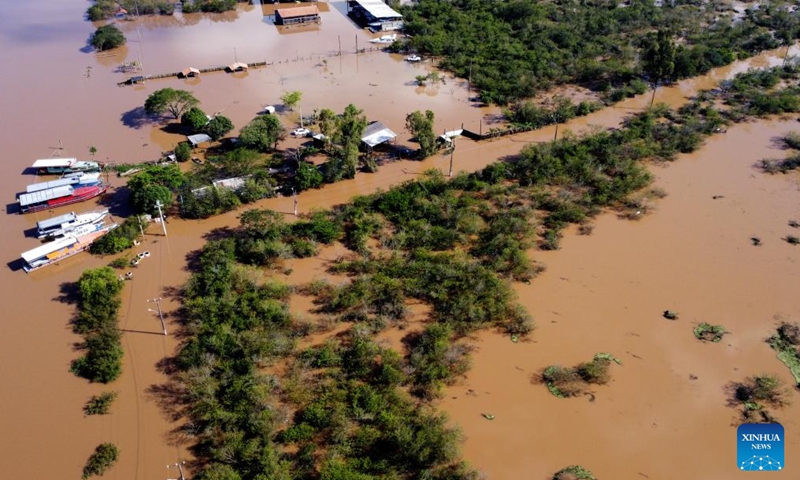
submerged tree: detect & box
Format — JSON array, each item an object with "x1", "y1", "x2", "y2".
[
  {"x1": 205, "y1": 115, "x2": 234, "y2": 140},
  {"x1": 642, "y1": 30, "x2": 676, "y2": 106},
  {"x1": 281, "y1": 90, "x2": 303, "y2": 110},
  {"x1": 144, "y1": 88, "x2": 200, "y2": 119},
  {"x1": 406, "y1": 110, "x2": 437, "y2": 158},
  {"x1": 89, "y1": 24, "x2": 125, "y2": 51},
  {"x1": 239, "y1": 114, "x2": 285, "y2": 152}
]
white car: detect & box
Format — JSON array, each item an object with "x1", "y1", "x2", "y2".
[
  {"x1": 406, "y1": 55, "x2": 422, "y2": 63},
  {"x1": 292, "y1": 127, "x2": 311, "y2": 137}
]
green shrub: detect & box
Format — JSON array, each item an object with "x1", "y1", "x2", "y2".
[
  {"x1": 554, "y1": 465, "x2": 597, "y2": 480},
  {"x1": 694, "y1": 322, "x2": 728, "y2": 342},
  {"x1": 84, "y1": 391, "x2": 118, "y2": 415},
  {"x1": 732, "y1": 375, "x2": 789, "y2": 408},
  {"x1": 82, "y1": 443, "x2": 119, "y2": 479},
  {"x1": 89, "y1": 25, "x2": 125, "y2": 51}
]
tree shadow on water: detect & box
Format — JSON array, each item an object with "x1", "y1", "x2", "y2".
[{"x1": 121, "y1": 106, "x2": 157, "y2": 129}]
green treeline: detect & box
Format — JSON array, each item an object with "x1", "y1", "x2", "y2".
[
  {"x1": 399, "y1": 0, "x2": 800, "y2": 104},
  {"x1": 177, "y1": 239, "x2": 479, "y2": 480},
  {"x1": 87, "y1": 0, "x2": 248, "y2": 20},
  {"x1": 70, "y1": 267, "x2": 125, "y2": 384},
  {"x1": 170, "y1": 66, "x2": 800, "y2": 479}
]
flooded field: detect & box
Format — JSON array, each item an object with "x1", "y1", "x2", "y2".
[
  {"x1": 0, "y1": 0, "x2": 798, "y2": 479},
  {"x1": 441, "y1": 119, "x2": 800, "y2": 480}
]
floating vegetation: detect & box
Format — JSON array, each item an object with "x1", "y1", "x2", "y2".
[
  {"x1": 663, "y1": 310, "x2": 679, "y2": 320},
  {"x1": 728, "y1": 375, "x2": 790, "y2": 424},
  {"x1": 693, "y1": 323, "x2": 728, "y2": 343}
]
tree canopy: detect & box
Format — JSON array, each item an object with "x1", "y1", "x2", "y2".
[
  {"x1": 181, "y1": 107, "x2": 209, "y2": 133},
  {"x1": 406, "y1": 110, "x2": 437, "y2": 158},
  {"x1": 642, "y1": 30, "x2": 677, "y2": 85},
  {"x1": 280, "y1": 91, "x2": 303, "y2": 110},
  {"x1": 144, "y1": 88, "x2": 200, "y2": 119},
  {"x1": 89, "y1": 24, "x2": 125, "y2": 51},
  {"x1": 398, "y1": 0, "x2": 799, "y2": 104},
  {"x1": 239, "y1": 114, "x2": 285, "y2": 152},
  {"x1": 206, "y1": 115, "x2": 234, "y2": 140}
]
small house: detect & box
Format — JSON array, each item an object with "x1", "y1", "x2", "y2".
[
  {"x1": 187, "y1": 133, "x2": 212, "y2": 148},
  {"x1": 179, "y1": 67, "x2": 200, "y2": 78},
  {"x1": 227, "y1": 62, "x2": 249, "y2": 72},
  {"x1": 275, "y1": 5, "x2": 321, "y2": 26},
  {"x1": 361, "y1": 121, "x2": 397, "y2": 149}
]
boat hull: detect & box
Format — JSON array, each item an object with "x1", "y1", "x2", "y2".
[{"x1": 21, "y1": 185, "x2": 108, "y2": 214}]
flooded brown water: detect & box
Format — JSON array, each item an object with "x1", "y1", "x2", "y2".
[
  {"x1": 0, "y1": 0, "x2": 798, "y2": 478},
  {"x1": 440, "y1": 119, "x2": 800, "y2": 480}
]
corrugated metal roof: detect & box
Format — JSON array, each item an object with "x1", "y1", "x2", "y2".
[
  {"x1": 21, "y1": 236, "x2": 78, "y2": 263},
  {"x1": 18, "y1": 185, "x2": 74, "y2": 207},
  {"x1": 187, "y1": 133, "x2": 212, "y2": 146},
  {"x1": 277, "y1": 5, "x2": 320, "y2": 18},
  {"x1": 361, "y1": 121, "x2": 397, "y2": 147},
  {"x1": 26, "y1": 177, "x2": 80, "y2": 193},
  {"x1": 352, "y1": 0, "x2": 402, "y2": 19}
]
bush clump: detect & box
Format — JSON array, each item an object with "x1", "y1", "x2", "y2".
[
  {"x1": 542, "y1": 353, "x2": 618, "y2": 398},
  {"x1": 82, "y1": 443, "x2": 119, "y2": 479},
  {"x1": 768, "y1": 322, "x2": 800, "y2": 387},
  {"x1": 554, "y1": 465, "x2": 597, "y2": 480},
  {"x1": 84, "y1": 391, "x2": 118, "y2": 415},
  {"x1": 730, "y1": 375, "x2": 790, "y2": 410},
  {"x1": 693, "y1": 322, "x2": 728, "y2": 342}
]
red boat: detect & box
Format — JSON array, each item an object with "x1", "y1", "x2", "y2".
[{"x1": 20, "y1": 184, "x2": 108, "y2": 213}]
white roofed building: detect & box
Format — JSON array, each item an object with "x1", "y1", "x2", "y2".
[
  {"x1": 347, "y1": 0, "x2": 403, "y2": 31},
  {"x1": 361, "y1": 121, "x2": 397, "y2": 149}
]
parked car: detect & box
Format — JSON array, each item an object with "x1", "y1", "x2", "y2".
[
  {"x1": 406, "y1": 55, "x2": 422, "y2": 63},
  {"x1": 292, "y1": 127, "x2": 311, "y2": 137}
]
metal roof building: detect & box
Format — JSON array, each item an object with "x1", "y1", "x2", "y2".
[
  {"x1": 361, "y1": 121, "x2": 397, "y2": 148},
  {"x1": 187, "y1": 133, "x2": 212, "y2": 148},
  {"x1": 180, "y1": 67, "x2": 200, "y2": 78},
  {"x1": 275, "y1": 5, "x2": 321, "y2": 25},
  {"x1": 227, "y1": 62, "x2": 249, "y2": 72},
  {"x1": 347, "y1": 0, "x2": 403, "y2": 31}
]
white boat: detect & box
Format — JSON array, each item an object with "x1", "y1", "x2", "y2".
[
  {"x1": 369, "y1": 34, "x2": 397, "y2": 44},
  {"x1": 26, "y1": 172, "x2": 102, "y2": 193},
  {"x1": 37, "y1": 209, "x2": 109, "y2": 239},
  {"x1": 405, "y1": 54, "x2": 422, "y2": 62},
  {"x1": 21, "y1": 222, "x2": 119, "y2": 273}
]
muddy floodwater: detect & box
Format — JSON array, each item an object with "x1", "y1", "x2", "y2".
[{"x1": 0, "y1": 0, "x2": 798, "y2": 479}]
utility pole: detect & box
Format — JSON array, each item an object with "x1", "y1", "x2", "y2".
[
  {"x1": 138, "y1": 215, "x2": 145, "y2": 237},
  {"x1": 293, "y1": 188, "x2": 298, "y2": 216},
  {"x1": 148, "y1": 298, "x2": 167, "y2": 336},
  {"x1": 155, "y1": 200, "x2": 167, "y2": 237},
  {"x1": 355, "y1": 34, "x2": 358, "y2": 54},
  {"x1": 447, "y1": 146, "x2": 456, "y2": 177},
  {"x1": 167, "y1": 461, "x2": 186, "y2": 480},
  {"x1": 338, "y1": 35, "x2": 342, "y2": 56}
]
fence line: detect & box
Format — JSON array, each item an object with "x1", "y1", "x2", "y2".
[{"x1": 117, "y1": 46, "x2": 390, "y2": 86}]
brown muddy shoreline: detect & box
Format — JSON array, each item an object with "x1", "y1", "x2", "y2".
[{"x1": 0, "y1": 1, "x2": 798, "y2": 479}]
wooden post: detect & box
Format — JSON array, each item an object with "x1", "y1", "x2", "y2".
[
  {"x1": 355, "y1": 35, "x2": 358, "y2": 54},
  {"x1": 338, "y1": 35, "x2": 342, "y2": 56}
]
